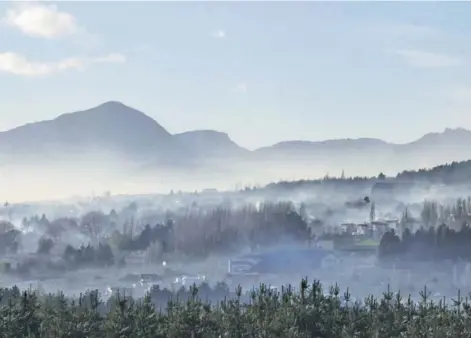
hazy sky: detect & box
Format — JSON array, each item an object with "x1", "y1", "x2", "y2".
[{"x1": 0, "y1": 1, "x2": 470, "y2": 149}]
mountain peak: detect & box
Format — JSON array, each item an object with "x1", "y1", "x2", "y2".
[
  {"x1": 52, "y1": 101, "x2": 161, "y2": 132},
  {"x1": 101, "y1": 100, "x2": 125, "y2": 106},
  {"x1": 413, "y1": 127, "x2": 471, "y2": 144},
  {"x1": 443, "y1": 127, "x2": 469, "y2": 134},
  {"x1": 0, "y1": 101, "x2": 176, "y2": 161},
  {"x1": 176, "y1": 129, "x2": 230, "y2": 140},
  {"x1": 95, "y1": 101, "x2": 128, "y2": 109}
]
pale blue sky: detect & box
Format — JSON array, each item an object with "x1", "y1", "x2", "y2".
[{"x1": 0, "y1": 1, "x2": 470, "y2": 149}]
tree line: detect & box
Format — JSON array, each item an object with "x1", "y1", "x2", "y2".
[
  {"x1": 0, "y1": 280, "x2": 469, "y2": 337},
  {"x1": 379, "y1": 198, "x2": 471, "y2": 262},
  {"x1": 0, "y1": 201, "x2": 313, "y2": 277},
  {"x1": 6, "y1": 196, "x2": 471, "y2": 275},
  {"x1": 256, "y1": 159, "x2": 471, "y2": 195}
]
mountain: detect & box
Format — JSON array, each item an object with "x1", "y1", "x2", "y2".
[
  {"x1": 392, "y1": 128, "x2": 471, "y2": 169},
  {"x1": 400, "y1": 128, "x2": 471, "y2": 157},
  {"x1": 256, "y1": 129, "x2": 471, "y2": 159},
  {"x1": 256, "y1": 138, "x2": 392, "y2": 158},
  {"x1": 1, "y1": 101, "x2": 471, "y2": 178},
  {"x1": 0, "y1": 101, "x2": 186, "y2": 165},
  {"x1": 253, "y1": 129, "x2": 471, "y2": 175},
  {"x1": 173, "y1": 130, "x2": 249, "y2": 158}
]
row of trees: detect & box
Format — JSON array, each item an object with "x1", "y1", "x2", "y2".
[
  {"x1": 0, "y1": 280, "x2": 469, "y2": 337},
  {"x1": 418, "y1": 197, "x2": 471, "y2": 229},
  {"x1": 62, "y1": 243, "x2": 114, "y2": 268},
  {"x1": 256, "y1": 159, "x2": 471, "y2": 196},
  {"x1": 397, "y1": 160, "x2": 471, "y2": 184},
  {"x1": 8, "y1": 196, "x2": 471, "y2": 270},
  {"x1": 0, "y1": 202, "x2": 313, "y2": 275},
  {"x1": 104, "y1": 202, "x2": 312, "y2": 258},
  {"x1": 47, "y1": 202, "x2": 311, "y2": 259},
  {"x1": 378, "y1": 225, "x2": 471, "y2": 261},
  {"x1": 380, "y1": 198, "x2": 471, "y2": 261}
]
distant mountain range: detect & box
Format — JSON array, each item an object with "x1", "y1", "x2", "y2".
[{"x1": 1, "y1": 101, "x2": 471, "y2": 177}]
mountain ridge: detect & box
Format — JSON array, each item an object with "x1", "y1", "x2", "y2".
[
  {"x1": 2, "y1": 101, "x2": 469, "y2": 150},
  {"x1": 1, "y1": 101, "x2": 470, "y2": 175}
]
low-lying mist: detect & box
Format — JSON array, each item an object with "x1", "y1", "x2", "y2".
[
  {"x1": 1, "y1": 146, "x2": 471, "y2": 314},
  {"x1": 0, "y1": 171, "x2": 469, "y2": 305},
  {"x1": 2, "y1": 146, "x2": 465, "y2": 203}
]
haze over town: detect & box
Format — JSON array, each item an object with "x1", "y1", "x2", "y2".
[{"x1": 1, "y1": 3, "x2": 471, "y2": 336}]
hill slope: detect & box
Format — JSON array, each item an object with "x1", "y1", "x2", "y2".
[{"x1": 173, "y1": 130, "x2": 249, "y2": 158}]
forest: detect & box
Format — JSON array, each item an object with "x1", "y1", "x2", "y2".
[
  {"x1": 0, "y1": 279, "x2": 469, "y2": 337},
  {"x1": 259, "y1": 159, "x2": 471, "y2": 194},
  {"x1": 396, "y1": 160, "x2": 471, "y2": 184}
]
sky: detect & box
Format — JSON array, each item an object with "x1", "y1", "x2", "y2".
[{"x1": 0, "y1": 1, "x2": 470, "y2": 150}]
